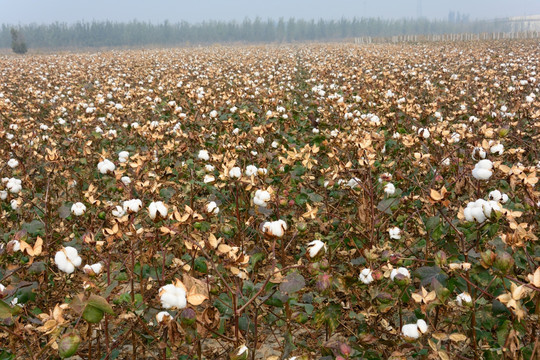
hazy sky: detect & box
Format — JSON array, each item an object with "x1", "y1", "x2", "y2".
[{"x1": 0, "y1": 0, "x2": 538, "y2": 24}]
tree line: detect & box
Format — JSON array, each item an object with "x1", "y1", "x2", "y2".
[{"x1": 0, "y1": 17, "x2": 511, "y2": 49}]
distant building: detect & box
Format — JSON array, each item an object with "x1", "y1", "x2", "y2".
[{"x1": 507, "y1": 15, "x2": 540, "y2": 31}]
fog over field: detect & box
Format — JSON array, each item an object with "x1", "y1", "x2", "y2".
[{"x1": 1, "y1": 0, "x2": 539, "y2": 24}]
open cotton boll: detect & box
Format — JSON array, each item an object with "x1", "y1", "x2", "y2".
[
  {"x1": 388, "y1": 227, "x2": 401, "y2": 240},
  {"x1": 488, "y1": 190, "x2": 502, "y2": 202},
  {"x1": 159, "y1": 282, "x2": 187, "y2": 309},
  {"x1": 401, "y1": 323, "x2": 420, "y2": 340},
  {"x1": 203, "y1": 174, "x2": 215, "y2": 183},
  {"x1": 416, "y1": 319, "x2": 428, "y2": 334},
  {"x1": 472, "y1": 159, "x2": 493, "y2": 180},
  {"x1": 390, "y1": 267, "x2": 410, "y2": 281},
  {"x1": 83, "y1": 262, "x2": 103, "y2": 276},
  {"x1": 256, "y1": 136, "x2": 265, "y2": 144},
  {"x1": 156, "y1": 311, "x2": 172, "y2": 324},
  {"x1": 490, "y1": 143, "x2": 504, "y2": 155},
  {"x1": 209, "y1": 110, "x2": 218, "y2": 118},
  {"x1": 359, "y1": 268, "x2": 374, "y2": 284},
  {"x1": 206, "y1": 201, "x2": 219, "y2": 214},
  {"x1": 384, "y1": 183, "x2": 395, "y2": 196},
  {"x1": 97, "y1": 159, "x2": 115, "y2": 174},
  {"x1": 148, "y1": 201, "x2": 168, "y2": 220},
  {"x1": 456, "y1": 292, "x2": 472, "y2": 306},
  {"x1": 262, "y1": 220, "x2": 287, "y2": 237},
  {"x1": 418, "y1": 128, "x2": 430, "y2": 139},
  {"x1": 229, "y1": 167, "x2": 242, "y2": 179},
  {"x1": 123, "y1": 199, "x2": 142, "y2": 213},
  {"x1": 121, "y1": 176, "x2": 131, "y2": 186},
  {"x1": 55, "y1": 246, "x2": 82, "y2": 274},
  {"x1": 118, "y1": 151, "x2": 129, "y2": 163},
  {"x1": 6, "y1": 178, "x2": 22, "y2": 194},
  {"x1": 472, "y1": 147, "x2": 486, "y2": 160},
  {"x1": 307, "y1": 240, "x2": 327, "y2": 258},
  {"x1": 0, "y1": 190, "x2": 7, "y2": 200},
  {"x1": 253, "y1": 189, "x2": 271, "y2": 207},
  {"x1": 245, "y1": 165, "x2": 258, "y2": 177},
  {"x1": 205, "y1": 164, "x2": 215, "y2": 172},
  {"x1": 197, "y1": 150, "x2": 210, "y2": 161},
  {"x1": 112, "y1": 205, "x2": 125, "y2": 217},
  {"x1": 71, "y1": 202, "x2": 86, "y2": 216},
  {"x1": 7, "y1": 159, "x2": 19, "y2": 168},
  {"x1": 347, "y1": 177, "x2": 361, "y2": 189},
  {"x1": 10, "y1": 199, "x2": 19, "y2": 210}
]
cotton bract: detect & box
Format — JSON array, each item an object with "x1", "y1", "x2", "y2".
[{"x1": 55, "y1": 246, "x2": 82, "y2": 274}]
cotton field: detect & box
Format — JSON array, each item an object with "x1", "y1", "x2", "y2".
[{"x1": 0, "y1": 42, "x2": 539, "y2": 359}]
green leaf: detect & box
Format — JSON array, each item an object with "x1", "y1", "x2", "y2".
[
  {"x1": 279, "y1": 272, "x2": 306, "y2": 294},
  {"x1": 376, "y1": 198, "x2": 398, "y2": 215},
  {"x1": 87, "y1": 294, "x2": 114, "y2": 315},
  {"x1": 58, "y1": 203, "x2": 72, "y2": 219},
  {"x1": 497, "y1": 320, "x2": 511, "y2": 347},
  {"x1": 159, "y1": 187, "x2": 176, "y2": 201},
  {"x1": 414, "y1": 266, "x2": 448, "y2": 286},
  {"x1": 0, "y1": 300, "x2": 14, "y2": 320},
  {"x1": 22, "y1": 220, "x2": 45, "y2": 236}
]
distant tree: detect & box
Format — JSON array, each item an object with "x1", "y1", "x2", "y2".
[{"x1": 11, "y1": 28, "x2": 27, "y2": 54}]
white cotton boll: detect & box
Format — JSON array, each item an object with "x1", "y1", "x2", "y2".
[
  {"x1": 10, "y1": 199, "x2": 19, "y2": 210},
  {"x1": 256, "y1": 136, "x2": 265, "y2": 144},
  {"x1": 472, "y1": 147, "x2": 486, "y2": 160},
  {"x1": 418, "y1": 128, "x2": 430, "y2": 139},
  {"x1": 472, "y1": 159, "x2": 493, "y2": 180},
  {"x1": 456, "y1": 292, "x2": 472, "y2": 306},
  {"x1": 71, "y1": 202, "x2": 86, "y2": 216},
  {"x1": 10, "y1": 240, "x2": 21, "y2": 252},
  {"x1": 307, "y1": 240, "x2": 327, "y2": 258},
  {"x1": 198, "y1": 150, "x2": 210, "y2": 161},
  {"x1": 0, "y1": 283, "x2": 5, "y2": 293},
  {"x1": 156, "y1": 311, "x2": 171, "y2": 324},
  {"x1": 347, "y1": 177, "x2": 361, "y2": 189},
  {"x1": 230, "y1": 106, "x2": 238, "y2": 113},
  {"x1": 257, "y1": 168, "x2": 268, "y2": 176},
  {"x1": 205, "y1": 164, "x2": 215, "y2": 172},
  {"x1": 416, "y1": 319, "x2": 428, "y2": 334},
  {"x1": 123, "y1": 199, "x2": 142, "y2": 213},
  {"x1": 388, "y1": 227, "x2": 401, "y2": 240},
  {"x1": 233, "y1": 128, "x2": 240, "y2": 135},
  {"x1": 121, "y1": 176, "x2": 131, "y2": 186},
  {"x1": 253, "y1": 189, "x2": 271, "y2": 207},
  {"x1": 229, "y1": 167, "x2": 242, "y2": 179},
  {"x1": 148, "y1": 201, "x2": 168, "y2": 220},
  {"x1": 203, "y1": 174, "x2": 215, "y2": 183},
  {"x1": 384, "y1": 183, "x2": 395, "y2": 196},
  {"x1": 0, "y1": 190, "x2": 7, "y2": 200},
  {"x1": 402, "y1": 323, "x2": 420, "y2": 340},
  {"x1": 312, "y1": 128, "x2": 320, "y2": 134},
  {"x1": 206, "y1": 201, "x2": 219, "y2": 214},
  {"x1": 97, "y1": 159, "x2": 115, "y2": 174},
  {"x1": 159, "y1": 283, "x2": 187, "y2": 309},
  {"x1": 112, "y1": 205, "x2": 125, "y2": 217},
  {"x1": 489, "y1": 190, "x2": 502, "y2": 202},
  {"x1": 7, "y1": 159, "x2": 19, "y2": 168},
  {"x1": 83, "y1": 262, "x2": 103, "y2": 276},
  {"x1": 262, "y1": 220, "x2": 287, "y2": 237},
  {"x1": 391, "y1": 267, "x2": 410, "y2": 281},
  {"x1": 245, "y1": 165, "x2": 258, "y2": 177},
  {"x1": 490, "y1": 143, "x2": 504, "y2": 155},
  {"x1": 359, "y1": 268, "x2": 374, "y2": 284},
  {"x1": 6, "y1": 178, "x2": 22, "y2": 194},
  {"x1": 55, "y1": 246, "x2": 82, "y2": 274},
  {"x1": 209, "y1": 110, "x2": 218, "y2": 118},
  {"x1": 501, "y1": 194, "x2": 509, "y2": 203},
  {"x1": 271, "y1": 141, "x2": 279, "y2": 148},
  {"x1": 118, "y1": 151, "x2": 129, "y2": 163}
]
